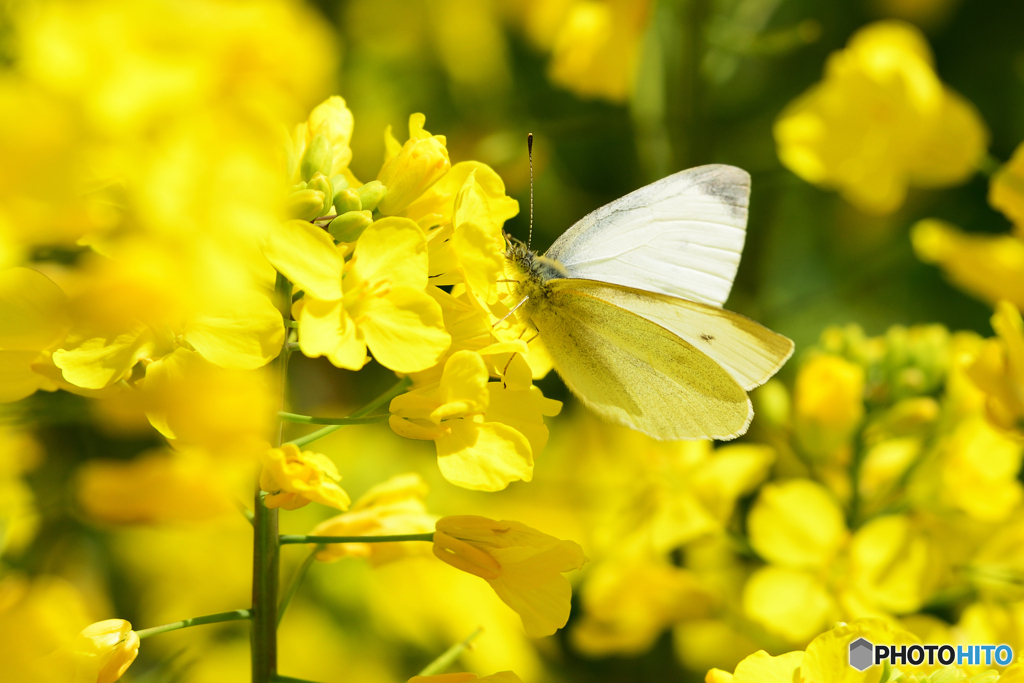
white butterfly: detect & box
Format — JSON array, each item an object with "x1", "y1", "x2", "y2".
[{"x1": 504, "y1": 164, "x2": 793, "y2": 441}]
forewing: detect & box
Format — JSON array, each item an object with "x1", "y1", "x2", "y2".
[
  {"x1": 544, "y1": 165, "x2": 749, "y2": 308},
  {"x1": 558, "y1": 280, "x2": 794, "y2": 391},
  {"x1": 532, "y1": 284, "x2": 752, "y2": 441}
]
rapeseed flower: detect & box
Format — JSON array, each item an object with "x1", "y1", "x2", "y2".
[
  {"x1": 775, "y1": 21, "x2": 987, "y2": 214},
  {"x1": 571, "y1": 560, "x2": 713, "y2": 656},
  {"x1": 260, "y1": 443, "x2": 351, "y2": 511},
  {"x1": 311, "y1": 473, "x2": 436, "y2": 565},
  {"x1": 390, "y1": 350, "x2": 561, "y2": 491},
  {"x1": 66, "y1": 619, "x2": 140, "y2": 683},
  {"x1": 264, "y1": 218, "x2": 450, "y2": 373},
  {"x1": 378, "y1": 114, "x2": 451, "y2": 216},
  {"x1": 432, "y1": 515, "x2": 587, "y2": 637}
]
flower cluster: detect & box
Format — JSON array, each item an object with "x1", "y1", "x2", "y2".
[{"x1": 555, "y1": 318, "x2": 1024, "y2": 676}]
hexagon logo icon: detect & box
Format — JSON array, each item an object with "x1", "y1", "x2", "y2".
[{"x1": 849, "y1": 637, "x2": 873, "y2": 671}]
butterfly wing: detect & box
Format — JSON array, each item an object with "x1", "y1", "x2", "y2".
[
  {"x1": 543, "y1": 165, "x2": 750, "y2": 308},
  {"x1": 531, "y1": 281, "x2": 752, "y2": 441},
  {"x1": 555, "y1": 280, "x2": 794, "y2": 391}
]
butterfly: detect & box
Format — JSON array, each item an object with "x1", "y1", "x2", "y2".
[{"x1": 502, "y1": 164, "x2": 793, "y2": 441}]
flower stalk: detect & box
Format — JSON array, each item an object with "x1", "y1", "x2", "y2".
[
  {"x1": 279, "y1": 532, "x2": 435, "y2": 545},
  {"x1": 252, "y1": 271, "x2": 293, "y2": 683},
  {"x1": 135, "y1": 609, "x2": 252, "y2": 639}
]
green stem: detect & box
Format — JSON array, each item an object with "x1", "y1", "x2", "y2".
[
  {"x1": 417, "y1": 627, "x2": 485, "y2": 676},
  {"x1": 285, "y1": 377, "x2": 411, "y2": 448},
  {"x1": 278, "y1": 412, "x2": 389, "y2": 426},
  {"x1": 136, "y1": 609, "x2": 251, "y2": 639},
  {"x1": 252, "y1": 272, "x2": 292, "y2": 683},
  {"x1": 279, "y1": 533, "x2": 435, "y2": 545},
  {"x1": 278, "y1": 546, "x2": 320, "y2": 626}
]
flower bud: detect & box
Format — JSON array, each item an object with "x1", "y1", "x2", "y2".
[
  {"x1": 794, "y1": 354, "x2": 865, "y2": 460},
  {"x1": 299, "y1": 133, "x2": 332, "y2": 182},
  {"x1": 73, "y1": 619, "x2": 140, "y2": 683},
  {"x1": 376, "y1": 118, "x2": 450, "y2": 215},
  {"x1": 306, "y1": 173, "x2": 334, "y2": 216},
  {"x1": 333, "y1": 188, "x2": 361, "y2": 214},
  {"x1": 286, "y1": 189, "x2": 327, "y2": 221},
  {"x1": 328, "y1": 210, "x2": 373, "y2": 243},
  {"x1": 356, "y1": 180, "x2": 387, "y2": 212}
]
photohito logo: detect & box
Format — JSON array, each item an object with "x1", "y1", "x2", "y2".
[{"x1": 848, "y1": 637, "x2": 1014, "y2": 671}]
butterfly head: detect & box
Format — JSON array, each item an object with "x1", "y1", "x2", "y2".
[{"x1": 504, "y1": 233, "x2": 567, "y2": 284}]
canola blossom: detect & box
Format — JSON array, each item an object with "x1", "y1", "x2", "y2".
[{"x1": 775, "y1": 21, "x2": 987, "y2": 214}]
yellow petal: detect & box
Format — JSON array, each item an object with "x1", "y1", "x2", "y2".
[
  {"x1": 297, "y1": 298, "x2": 367, "y2": 370},
  {"x1": 263, "y1": 220, "x2": 343, "y2": 301},
  {"x1": 359, "y1": 287, "x2": 450, "y2": 373},
  {"x1": 849, "y1": 514, "x2": 935, "y2": 613},
  {"x1": 748, "y1": 480, "x2": 848, "y2": 569},
  {"x1": 0, "y1": 350, "x2": 48, "y2": 403},
  {"x1": 432, "y1": 350, "x2": 489, "y2": 421},
  {"x1": 990, "y1": 141, "x2": 1024, "y2": 232},
  {"x1": 351, "y1": 217, "x2": 429, "y2": 290},
  {"x1": 453, "y1": 220, "x2": 504, "y2": 304},
  {"x1": 908, "y1": 88, "x2": 988, "y2": 188},
  {"x1": 52, "y1": 322, "x2": 154, "y2": 390},
  {"x1": 742, "y1": 566, "x2": 836, "y2": 643},
  {"x1": 436, "y1": 419, "x2": 532, "y2": 491},
  {"x1": 0, "y1": 268, "x2": 70, "y2": 351},
  {"x1": 912, "y1": 218, "x2": 1024, "y2": 310},
  {"x1": 732, "y1": 651, "x2": 803, "y2": 683},
  {"x1": 183, "y1": 289, "x2": 283, "y2": 369}
]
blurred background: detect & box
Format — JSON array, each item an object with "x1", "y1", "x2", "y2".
[{"x1": 4, "y1": 0, "x2": 1024, "y2": 681}]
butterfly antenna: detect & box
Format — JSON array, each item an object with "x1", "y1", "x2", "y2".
[{"x1": 527, "y1": 132, "x2": 534, "y2": 250}]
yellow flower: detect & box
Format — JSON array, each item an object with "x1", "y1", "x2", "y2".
[
  {"x1": 748, "y1": 480, "x2": 849, "y2": 570},
  {"x1": 311, "y1": 473, "x2": 437, "y2": 565},
  {"x1": 290, "y1": 96, "x2": 355, "y2": 182},
  {"x1": 571, "y1": 560, "x2": 713, "y2": 656},
  {"x1": 912, "y1": 219, "x2": 1024, "y2": 310},
  {"x1": 264, "y1": 218, "x2": 451, "y2": 373},
  {"x1": 967, "y1": 301, "x2": 1024, "y2": 435},
  {"x1": 0, "y1": 267, "x2": 71, "y2": 402},
  {"x1": 938, "y1": 415, "x2": 1023, "y2": 521},
  {"x1": 377, "y1": 114, "x2": 451, "y2": 216},
  {"x1": 389, "y1": 350, "x2": 561, "y2": 491},
  {"x1": 69, "y1": 619, "x2": 140, "y2": 683},
  {"x1": 425, "y1": 169, "x2": 518, "y2": 305},
  {"x1": 546, "y1": 0, "x2": 651, "y2": 103},
  {"x1": 139, "y1": 347, "x2": 275, "y2": 457},
  {"x1": 409, "y1": 673, "x2": 523, "y2": 683},
  {"x1": 990, "y1": 141, "x2": 1024, "y2": 237},
  {"x1": 432, "y1": 515, "x2": 587, "y2": 637},
  {"x1": 75, "y1": 449, "x2": 237, "y2": 523},
  {"x1": 794, "y1": 354, "x2": 866, "y2": 460},
  {"x1": 260, "y1": 443, "x2": 350, "y2": 511},
  {"x1": 706, "y1": 619, "x2": 924, "y2": 682},
  {"x1": 0, "y1": 575, "x2": 93, "y2": 683},
  {"x1": 774, "y1": 21, "x2": 987, "y2": 214},
  {"x1": 50, "y1": 248, "x2": 284, "y2": 392}
]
